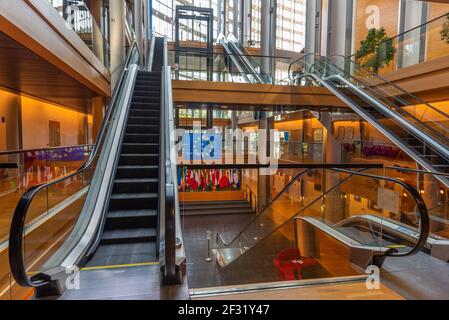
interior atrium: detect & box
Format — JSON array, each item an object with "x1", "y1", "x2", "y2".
[{"x1": 1, "y1": 0, "x2": 449, "y2": 303}]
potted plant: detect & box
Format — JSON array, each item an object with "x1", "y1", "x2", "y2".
[{"x1": 355, "y1": 27, "x2": 395, "y2": 73}]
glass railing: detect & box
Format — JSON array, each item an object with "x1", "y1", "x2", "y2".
[
  {"x1": 169, "y1": 49, "x2": 290, "y2": 84},
  {"x1": 48, "y1": 0, "x2": 110, "y2": 67},
  {"x1": 224, "y1": 33, "x2": 273, "y2": 84},
  {"x1": 0, "y1": 145, "x2": 92, "y2": 245},
  {"x1": 216, "y1": 166, "x2": 429, "y2": 274},
  {"x1": 7, "y1": 42, "x2": 140, "y2": 294},
  {"x1": 291, "y1": 54, "x2": 449, "y2": 176},
  {"x1": 366, "y1": 167, "x2": 449, "y2": 246},
  {"x1": 349, "y1": 13, "x2": 449, "y2": 74}
]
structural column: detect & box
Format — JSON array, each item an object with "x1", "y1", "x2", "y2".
[
  {"x1": 305, "y1": 0, "x2": 322, "y2": 64},
  {"x1": 326, "y1": 0, "x2": 353, "y2": 68},
  {"x1": 240, "y1": 0, "x2": 251, "y2": 46},
  {"x1": 110, "y1": 0, "x2": 126, "y2": 89},
  {"x1": 89, "y1": 0, "x2": 105, "y2": 65},
  {"x1": 320, "y1": 112, "x2": 346, "y2": 224},
  {"x1": 217, "y1": 0, "x2": 224, "y2": 35},
  {"x1": 134, "y1": 0, "x2": 143, "y2": 66},
  {"x1": 257, "y1": 117, "x2": 274, "y2": 209},
  {"x1": 233, "y1": 0, "x2": 240, "y2": 37},
  {"x1": 260, "y1": 0, "x2": 277, "y2": 82},
  {"x1": 398, "y1": 0, "x2": 428, "y2": 68}
]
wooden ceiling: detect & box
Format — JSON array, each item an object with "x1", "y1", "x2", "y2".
[{"x1": 0, "y1": 31, "x2": 98, "y2": 113}]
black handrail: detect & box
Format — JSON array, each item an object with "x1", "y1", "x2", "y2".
[
  {"x1": 217, "y1": 166, "x2": 429, "y2": 266},
  {"x1": 215, "y1": 164, "x2": 382, "y2": 248},
  {"x1": 9, "y1": 41, "x2": 139, "y2": 288},
  {"x1": 294, "y1": 54, "x2": 449, "y2": 159},
  {"x1": 329, "y1": 53, "x2": 449, "y2": 122},
  {"x1": 244, "y1": 185, "x2": 258, "y2": 213},
  {"x1": 160, "y1": 36, "x2": 180, "y2": 283}
]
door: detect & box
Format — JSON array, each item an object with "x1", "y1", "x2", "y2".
[{"x1": 49, "y1": 121, "x2": 61, "y2": 147}]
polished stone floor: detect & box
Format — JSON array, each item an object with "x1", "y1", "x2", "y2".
[{"x1": 181, "y1": 213, "x2": 331, "y2": 289}]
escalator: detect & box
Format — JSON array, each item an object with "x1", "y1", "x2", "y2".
[
  {"x1": 216, "y1": 167, "x2": 429, "y2": 274},
  {"x1": 85, "y1": 71, "x2": 161, "y2": 267},
  {"x1": 8, "y1": 36, "x2": 184, "y2": 297},
  {"x1": 218, "y1": 33, "x2": 269, "y2": 84},
  {"x1": 289, "y1": 54, "x2": 449, "y2": 187}
]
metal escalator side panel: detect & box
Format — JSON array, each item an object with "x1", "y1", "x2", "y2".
[{"x1": 306, "y1": 73, "x2": 449, "y2": 188}]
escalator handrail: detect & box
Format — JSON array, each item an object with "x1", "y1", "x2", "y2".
[
  {"x1": 299, "y1": 52, "x2": 449, "y2": 125},
  {"x1": 216, "y1": 167, "x2": 376, "y2": 266},
  {"x1": 217, "y1": 164, "x2": 382, "y2": 249},
  {"x1": 303, "y1": 71, "x2": 449, "y2": 179},
  {"x1": 160, "y1": 36, "x2": 182, "y2": 280},
  {"x1": 334, "y1": 54, "x2": 449, "y2": 117},
  {"x1": 324, "y1": 54, "x2": 449, "y2": 142},
  {"x1": 323, "y1": 73, "x2": 449, "y2": 158},
  {"x1": 9, "y1": 41, "x2": 139, "y2": 288},
  {"x1": 217, "y1": 167, "x2": 430, "y2": 264}
]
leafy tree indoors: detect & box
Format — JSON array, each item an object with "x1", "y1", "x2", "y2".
[
  {"x1": 355, "y1": 28, "x2": 395, "y2": 73},
  {"x1": 440, "y1": 14, "x2": 449, "y2": 43}
]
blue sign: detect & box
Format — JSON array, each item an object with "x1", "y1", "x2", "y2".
[{"x1": 183, "y1": 132, "x2": 222, "y2": 161}]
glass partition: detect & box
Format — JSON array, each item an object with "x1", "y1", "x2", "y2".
[
  {"x1": 169, "y1": 50, "x2": 291, "y2": 84},
  {"x1": 216, "y1": 167, "x2": 427, "y2": 267},
  {"x1": 0, "y1": 146, "x2": 92, "y2": 244}
]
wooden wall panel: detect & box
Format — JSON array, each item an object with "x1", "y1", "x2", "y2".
[
  {"x1": 353, "y1": 0, "x2": 400, "y2": 73},
  {"x1": 426, "y1": 3, "x2": 449, "y2": 62},
  {"x1": 0, "y1": 0, "x2": 110, "y2": 98},
  {"x1": 172, "y1": 81, "x2": 348, "y2": 109}
]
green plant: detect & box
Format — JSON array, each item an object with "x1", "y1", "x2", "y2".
[
  {"x1": 440, "y1": 14, "x2": 449, "y2": 43},
  {"x1": 355, "y1": 28, "x2": 395, "y2": 73}
]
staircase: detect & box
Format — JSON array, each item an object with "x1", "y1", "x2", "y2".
[
  {"x1": 180, "y1": 200, "x2": 255, "y2": 216},
  {"x1": 87, "y1": 71, "x2": 161, "y2": 266}
]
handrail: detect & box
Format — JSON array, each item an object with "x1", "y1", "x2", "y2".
[
  {"x1": 160, "y1": 36, "x2": 182, "y2": 282},
  {"x1": 216, "y1": 164, "x2": 383, "y2": 250},
  {"x1": 244, "y1": 185, "x2": 258, "y2": 213},
  {"x1": 9, "y1": 41, "x2": 139, "y2": 288},
  {"x1": 385, "y1": 166, "x2": 449, "y2": 178},
  {"x1": 324, "y1": 73, "x2": 449, "y2": 158},
  {"x1": 290, "y1": 56, "x2": 449, "y2": 186},
  {"x1": 330, "y1": 53, "x2": 449, "y2": 121},
  {"x1": 217, "y1": 166, "x2": 430, "y2": 265},
  {"x1": 0, "y1": 144, "x2": 92, "y2": 156}
]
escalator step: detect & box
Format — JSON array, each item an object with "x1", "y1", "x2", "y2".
[
  {"x1": 130, "y1": 102, "x2": 160, "y2": 110},
  {"x1": 132, "y1": 92, "x2": 160, "y2": 99},
  {"x1": 132, "y1": 96, "x2": 160, "y2": 103},
  {"x1": 105, "y1": 209, "x2": 158, "y2": 230},
  {"x1": 116, "y1": 165, "x2": 159, "y2": 179},
  {"x1": 123, "y1": 134, "x2": 159, "y2": 144},
  {"x1": 109, "y1": 193, "x2": 158, "y2": 210},
  {"x1": 126, "y1": 124, "x2": 160, "y2": 134},
  {"x1": 113, "y1": 178, "x2": 159, "y2": 193},
  {"x1": 127, "y1": 116, "x2": 160, "y2": 126},
  {"x1": 129, "y1": 109, "x2": 159, "y2": 117},
  {"x1": 118, "y1": 154, "x2": 159, "y2": 166},
  {"x1": 86, "y1": 242, "x2": 158, "y2": 266},
  {"x1": 121, "y1": 143, "x2": 159, "y2": 154},
  {"x1": 101, "y1": 228, "x2": 157, "y2": 245}
]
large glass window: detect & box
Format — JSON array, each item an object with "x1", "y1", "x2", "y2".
[{"x1": 152, "y1": 0, "x2": 306, "y2": 54}]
